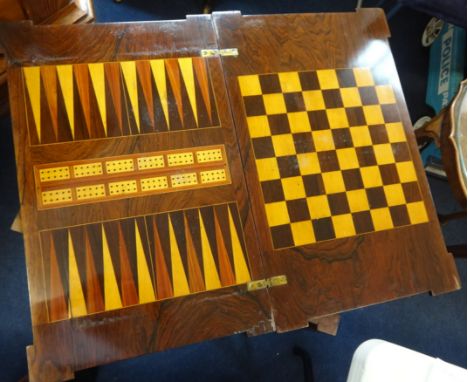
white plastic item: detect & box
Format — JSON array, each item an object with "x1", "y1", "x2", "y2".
[{"x1": 346, "y1": 339, "x2": 468, "y2": 382}]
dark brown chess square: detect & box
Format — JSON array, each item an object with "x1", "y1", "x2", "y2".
[
  {"x1": 299, "y1": 71, "x2": 320, "y2": 90},
  {"x1": 366, "y1": 187, "x2": 387, "y2": 209},
  {"x1": 368, "y1": 124, "x2": 389, "y2": 144},
  {"x1": 402, "y1": 182, "x2": 423, "y2": 203},
  {"x1": 358, "y1": 86, "x2": 379, "y2": 105},
  {"x1": 356, "y1": 146, "x2": 378, "y2": 167},
  {"x1": 259, "y1": 74, "x2": 282, "y2": 94},
  {"x1": 345, "y1": 107, "x2": 367, "y2": 126},
  {"x1": 352, "y1": 211, "x2": 375, "y2": 234},
  {"x1": 336, "y1": 69, "x2": 357, "y2": 88},
  {"x1": 318, "y1": 150, "x2": 340, "y2": 172},
  {"x1": 268, "y1": 114, "x2": 291, "y2": 135},
  {"x1": 252, "y1": 136, "x2": 275, "y2": 158},
  {"x1": 332, "y1": 128, "x2": 354, "y2": 149},
  {"x1": 287, "y1": 198, "x2": 311, "y2": 222},
  {"x1": 328, "y1": 193, "x2": 351, "y2": 215},
  {"x1": 391, "y1": 142, "x2": 411, "y2": 162},
  {"x1": 293, "y1": 132, "x2": 315, "y2": 153},
  {"x1": 303, "y1": 174, "x2": 326, "y2": 196},
  {"x1": 261, "y1": 179, "x2": 285, "y2": 203},
  {"x1": 389, "y1": 205, "x2": 411, "y2": 226},
  {"x1": 244, "y1": 95, "x2": 266, "y2": 116},
  {"x1": 284, "y1": 92, "x2": 306, "y2": 112},
  {"x1": 381, "y1": 104, "x2": 400, "y2": 123},
  {"x1": 322, "y1": 89, "x2": 344, "y2": 108},
  {"x1": 271, "y1": 224, "x2": 294, "y2": 248},
  {"x1": 277, "y1": 155, "x2": 301, "y2": 178},
  {"x1": 312, "y1": 217, "x2": 336, "y2": 241},
  {"x1": 342, "y1": 169, "x2": 364, "y2": 190},
  {"x1": 379, "y1": 163, "x2": 400, "y2": 185},
  {"x1": 308, "y1": 110, "x2": 330, "y2": 130}
]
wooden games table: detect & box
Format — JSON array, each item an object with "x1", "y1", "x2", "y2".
[{"x1": 0, "y1": 9, "x2": 460, "y2": 381}]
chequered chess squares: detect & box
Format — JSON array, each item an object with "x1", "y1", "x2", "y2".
[{"x1": 238, "y1": 68, "x2": 429, "y2": 250}]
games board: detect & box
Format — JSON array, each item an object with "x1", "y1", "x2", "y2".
[{"x1": 239, "y1": 68, "x2": 429, "y2": 249}]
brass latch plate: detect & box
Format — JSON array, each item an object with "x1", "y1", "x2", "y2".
[
  {"x1": 247, "y1": 275, "x2": 287, "y2": 292},
  {"x1": 201, "y1": 48, "x2": 239, "y2": 57}
]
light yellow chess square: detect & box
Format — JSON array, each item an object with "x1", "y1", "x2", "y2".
[
  {"x1": 332, "y1": 214, "x2": 356, "y2": 238},
  {"x1": 307, "y1": 195, "x2": 332, "y2": 219},
  {"x1": 282, "y1": 176, "x2": 306, "y2": 200},
  {"x1": 396, "y1": 161, "x2": 417, "y2": 183},
  {"x1": 256, "y1": 158, "x2": 280, "y2": 181},
  {"x1": 370, "y1": 207, "x2": 394, "y2": 231},
  {"x1": 312, "y1": 130, "x2": 335, "y2": 151},
  {"x1": 350, "y1": 125, "x2": 373, "y2": 147},
  {"x1": 322, "y1": 171, "x2": 346, "y2": 194},
  {"x1": 272, "y1": 134, "x2": 296, "y2": 156},
  {"x1": 302, "y1": 90, "x2": 325, "y2": 110},
  {"x1": 238, "y1": 75, "x2": 261, "y2": 96},
  {"x1": 386, "y1": 122, "x2": 407, "y2": 143},
  {"x1": 363, "y1": 105, "x2": 385, "y2": 125},
  {"x1": 326, "y1": 108, "x2": 349, "y2": 129},
  {"x1": 291, "y1": 220, "x2": 316, "y2": 246},
  {"x1": 340, "y1": 87, "x2": 362, "y2": 107},
  {"x1": 383, "y1": 184, "x2": 406, "y2": 206},
  {"x1": 353, "y1": 67, "x2": 374, "y2": 87},
  {"x1": 407, "y1": 201, "x2": 429, "y2": 224},
  {"x1": 265, "y1": 201, "x2": 290, "y2": 226},
  {"x1": 279, "y1": 71, "x2": 302, "y2": 92},
  {"x1": 288, "y1": 111, "x2": 311, "y2": 133},
  {"x1": 317, "y1": 69, "x2": 339, "y2": 89},
  {"x1": 247, "y1": 116, "x2": 271, "y2": 138},
  {"x1": 376, "y1": 85, "x2": 396, "y2": 104},
  {"x1": 297, "y1": 152, "x2": 321, "y2": 175},
  {"x1": 347, "y1": 189, "x2": 370, "y2": 212},
  {"x1": 374, "y1": 143, "x2": 395, "y2": 165},
  {"x1": 263, "y1": 93, "x2": 287, "y2": 114},
  {"x1": 360, "y1": 166, "x2": 383, "y2": 188},
  {"x1": 336, "y1": 148, "x2": 359, "y2": 170}
]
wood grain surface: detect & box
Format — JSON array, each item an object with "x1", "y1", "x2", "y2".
[
  {"x1": 0, "y1": 10, "x2": 460, "y2": 381},
  {"x1": 213, "y1": 9, "x2": 460, "y2": 332}
]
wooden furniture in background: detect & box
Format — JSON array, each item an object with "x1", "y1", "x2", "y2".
[
  {"x1": 415, "y1": 79, "x2": 466, "y2": 216},
  {"x1": 0, "y1": 10, "x2": 460, "y2": 382},
  {"x1": 0, "y1": 0, "x2": 95, "y2": 115}
]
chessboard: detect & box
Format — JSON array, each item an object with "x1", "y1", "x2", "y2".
[{"x1": 238, "y1": 67, "x2": 429, "y2": 249}]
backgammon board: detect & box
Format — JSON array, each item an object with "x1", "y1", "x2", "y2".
[{"x1": 0, "y1": 10, "x2": 460, "y2": 381}]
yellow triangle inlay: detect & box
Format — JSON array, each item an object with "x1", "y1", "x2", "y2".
[
  {"x1": 56, "y1": 65, "x2": 74, "y2": 139},
  {"x1": 88, "y1": 63, "x2": 107, "y2": 135},
  {"x1": 228, "y1": 208, "x2": 251, "y2": 284},
  {"x1": 178, "y1": 58, "x2": 198, "y2": 126},
  {"x1": 135, "y1": 221, "x2": 156, "y2": 303},
  {"x1": 120, "y1": 61, "x2": 140, "y2": 131},
  {"x1": 169, "y1": 217, "x2": 190, "y2": 296},
  {"x1": 102, "y1": 225, "x2": 123, "y2": 310},
  {"x1": 199, "y1": 210, "x2": 221, "y2": 290},
  {"x1": 149, "y1": 59, "x2": 169, "y2": 128},
  {"x1": 68, "y1": 231, "x2": 87, "y2": 317},
  {"x1": 23, "y1": 67, "x2": 41, "y2": 142}
]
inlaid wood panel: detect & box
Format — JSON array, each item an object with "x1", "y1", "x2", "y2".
[
  {"x1": 34, "y1": 145, "x2": 230, "y2": 208},
  {"x1": 238, "y1": 68, "x2": 428, "y2": 249},
  {"x1": 214, "y1": 10, "x2": 459, "y2": 334},
  {"x1": 1, "y1": 15, "x2": 273, "y2": 382},
  {"x1": 41, "y1": 202, "x2": 251, "y2": 322},
  {"x1": 0, "y1": 11, "x2": 460, "y2": 382},
  {"x1": 22, "y1": 57, "x2": 219, "y2": 145}
]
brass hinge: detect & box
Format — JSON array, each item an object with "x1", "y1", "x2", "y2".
[
  {"x1": 201, "y1": 48, "x2": 239, "y2": 57},
  {"x1": 247, "y1": 275, "x2": 288, "y2": 292}
]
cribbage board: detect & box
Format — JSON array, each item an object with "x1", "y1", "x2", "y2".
[
  {"x1": 0, "y1": 10, "x2": 460, "y2": 382},
  {"x1": 238, "y1": 68, "x2": 428, "y2": 249}
]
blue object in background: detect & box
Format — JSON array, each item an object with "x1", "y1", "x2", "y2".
[{"x1": 421, "y1": 22, "x2": 466, "y2": 166}]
